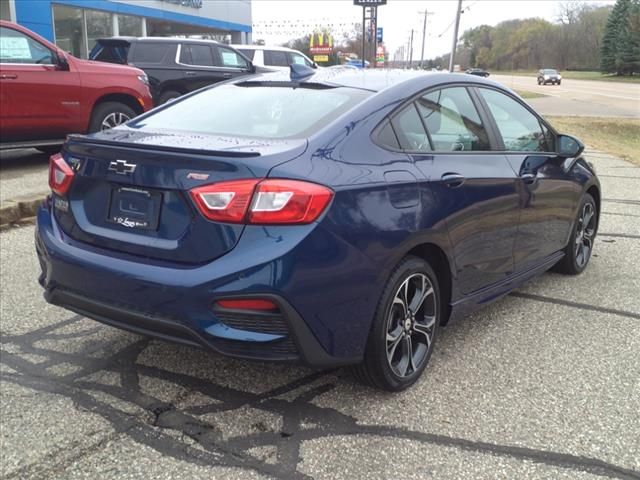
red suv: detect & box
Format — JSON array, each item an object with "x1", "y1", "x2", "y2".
[{"x1": 0, "y1": 21, "x2": 153, "y2": 153}]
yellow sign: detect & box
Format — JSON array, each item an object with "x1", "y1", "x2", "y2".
[{"x1": 313, "y1": 55, "x2": 329, "y2": 63}]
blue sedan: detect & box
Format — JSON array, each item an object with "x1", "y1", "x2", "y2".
[{"x1": 36, "y1": 66, "x2": 600, "y2": 391}]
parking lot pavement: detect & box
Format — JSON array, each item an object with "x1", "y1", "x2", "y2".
[
  {"x1": 0, "y1": 149, "x2": 50, "y2": 206},
  {"x1": 1, "y1": 150, "x2": 639, "y2": 480}
]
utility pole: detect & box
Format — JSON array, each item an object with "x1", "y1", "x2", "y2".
[
  {"x1": 448, "y1": 0, "x2": 463, "y2": 72},
  {"x1": 408, "y1": 29, "x2": 414, "y2": 69},
  {"x1": 419, "y1": 10, "x2": 433, "y2": 69}
]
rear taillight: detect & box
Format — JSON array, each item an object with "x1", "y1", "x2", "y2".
[
  {"x1": 189, "y1": 179, "x2": 333, "y2": 225},
  {"x1": 48, "y1": 153, "x2": 74, "y2": 196}
]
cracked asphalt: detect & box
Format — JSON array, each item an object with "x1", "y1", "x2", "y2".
[{"x1": 1, "y1": 150, "x2": 639, "y2": 480}]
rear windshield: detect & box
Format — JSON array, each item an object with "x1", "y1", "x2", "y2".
[
  {"x1": 89, "y1": 42, "x2": 130, "y2": 64},
  {"x1": 130, "y1": 84, "x2": 371, "y2": 139}
]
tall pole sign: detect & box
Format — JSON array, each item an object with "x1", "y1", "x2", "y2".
[{"x1": 354, "y1": 0, "x2": 386, "y2": 68}]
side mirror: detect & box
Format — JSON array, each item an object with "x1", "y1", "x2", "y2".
[
  {"x1": 56, "y1": 51, "x2": 70, "y2": 71},
  {"x1": 312, "y1": 62, "x2": 318, "y2": 69},
  {"x1": 557, "y1": 134, "x2": 584, "y2": 158},
  {"x1": 248, "y1": 62, "x2": 256, "y2": 74}
]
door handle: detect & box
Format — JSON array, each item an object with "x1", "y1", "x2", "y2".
[
  {"x1": 441, "y1": 172, "x2": 465, "y2": 188},
  {"x1": 222, "y1": 73, "x2": 233, "y2": 78},
  {"x1": 184, "y1": 71, "x2": 197, "y2": 76},
  {"x1": 0, "y1": 74, "x2": 18, "y2": 79},
  {"x1": 520, "y1": 172, "x2": 536, "y2": 184}
]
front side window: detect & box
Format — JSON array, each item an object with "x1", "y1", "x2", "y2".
[
  {"x1": 391, "y1": 104, "x2": 431, "y2": 152},
  {"x1": 216, "y1": 47, "x2": 248, "y2": 69},
  {"x1": 290, "y1": 52, "x2": 312, "y2": 67},
  {"x1": 264, "y1": 50, "x2": 289, "y2": 67},
  {"x1": 237, "y1": 48, "x2": 255, "y2": 61},
  {"x1": 479, "y1": 88, "x2": 551, "y2": 152},
  {"x1": 416, "y1": 87, "x2": 490, "y2": 151},
  {"x1": 0, "y1": 26, "x2": 54, "y2": 64},
  {"x1": 131, "y1": 84, "x2": 371, "y2": 139}
]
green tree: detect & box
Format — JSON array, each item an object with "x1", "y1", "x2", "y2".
[{"x1": 601, "y1": 0, "x2": 640, "y2": 74}]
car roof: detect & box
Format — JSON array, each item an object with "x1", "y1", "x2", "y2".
[
  {"x1": 240, "y1": 68, "x2": 500, "y2": 93},
  {"x1": 230, "y1": 45, "x2": 298, "y2": 52},
  {"x1": 97, "y1": 36, "x2": 222, "y2": 46}
]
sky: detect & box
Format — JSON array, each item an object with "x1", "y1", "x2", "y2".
[{"x1": 251, "y1": 0, "x2": 616, "y2": 60}]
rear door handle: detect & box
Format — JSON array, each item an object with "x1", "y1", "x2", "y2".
[
  {"x1": 0, "y1": 74, "x2": 18, "y2": 79},
  {"x1": 441, "y1": 172, "x2": 465, "y2": 188},
  {"x1": 520, "y1": 172, "x2": 536, "y2": 184},
  {"x1": 184, "y1": 71, "x2": 197, "y2": 77}
]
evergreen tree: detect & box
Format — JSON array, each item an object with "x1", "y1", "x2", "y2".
[{"x1": 601, "y1": 0, "x2": 640, "y2": 74}]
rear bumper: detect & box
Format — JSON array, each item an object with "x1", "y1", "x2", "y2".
[{"x1": 35, "y1": 201, "x2": 365, "y2": 367}]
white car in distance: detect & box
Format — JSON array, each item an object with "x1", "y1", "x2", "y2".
[{"x1": 230, "y1": 45, "x2": 317, "y2": 73}]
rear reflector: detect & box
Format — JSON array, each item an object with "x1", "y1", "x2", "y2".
[
  {"x1": 190, "y1": 179, "x2": 333, "y2": 225},
  {"x1": 216, "y1": 299, "x2": 278, "y2": 311},
  {"x1": 48, "y1": 153, "x2": 74, "y2": 196}
]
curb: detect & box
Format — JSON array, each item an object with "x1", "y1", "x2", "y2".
[{"x1": 0, "y1": 193, "x2": 47, "y2": 226}]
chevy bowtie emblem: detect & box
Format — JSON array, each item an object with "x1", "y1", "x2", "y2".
[{"x1": 108, "y1": 159, "x2": 137, "y2": 175}]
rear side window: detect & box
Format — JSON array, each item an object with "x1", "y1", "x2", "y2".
[
  {"x1": 180, "y1": 44, "x2": 214, "y2": 67},
  {"x1": 478, "y1": 88, "x2": 550, "y2": 152},
  {"x1": 391, "y1": 104, "x2": 431, "y2": 152},
  {"x1": 131, "y1": 84, "x2": 371, "y2": 139},
  {"x1": 237, "y1": 48, "x2": 255, "y2": 61},
  {"x1": 133, "y1": 43, "x2": 169, "y2": 64},
  {"x1": 416, "y1": 87, "x2": 490, "y2": 151},
  {"x1": 215, "y1": 47, "x2": 248, "y2": 69},
  {"x1": 375, "y1": 120, "x2": 400, "y2": 150},
  {"x1": 264, "y1": 50, "x2": 289, "y2": 67}
]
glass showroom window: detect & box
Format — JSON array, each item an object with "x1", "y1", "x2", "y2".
[
  {"x1": 53, "y1": 4, "x2": 86, "y2": 58},
  {"x1": 118, "y1": 14, "x2": 144, "y2": 37},
  {"x1": 86, "y1": 9, "x2": 113, "y2": 54}
]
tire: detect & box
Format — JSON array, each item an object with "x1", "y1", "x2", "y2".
[
  {"x1": 158, "y1": 90, "x2": 181, "y2": 105},
  {"x1": 352, "y1": 256, "x2": 441, "y2": 391},
  {"x1": 553, "y1": 193, "x2": 598, "y2": 275},
  {"x1": 538, "y1": 80, "x2": 542, "y2": 85},
  {"x1": 36, "y1": 145, "x2": 61, "y2": 155},
  {"x1": 88, "y1": 102, "x2": 136, "y2": 133},
  {"x1": 557, "y1": 81, "x2": 561, "y2": 85}
]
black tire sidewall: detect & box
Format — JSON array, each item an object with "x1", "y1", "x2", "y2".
[
  {"x1": 365, "y1": 256, "x2": 441, "y2": 391},
  {"x1": 566, "y1": 193, "x2": 597, "y2": 274},
  {"x1": 89, "y1": 102, "x2": 136, "y2": 133}
]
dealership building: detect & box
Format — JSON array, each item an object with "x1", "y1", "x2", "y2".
[{"x1": 1, "y1": 0, "x2": 252, "y2": 58}]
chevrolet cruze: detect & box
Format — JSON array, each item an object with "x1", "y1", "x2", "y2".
[{"x1": 36, "y1": 67, "x2": 600, "y2": 391}]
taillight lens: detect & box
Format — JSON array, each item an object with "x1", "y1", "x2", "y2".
[
  {"x1": 190, "y1": 179, "x2": 259, "y2": 223},
  {"x1": 48, "y1": 153, "x2": 74, "y2": 196},
  {"x1": 189, "y1": 179, "x2": 333, "y2": 225}
]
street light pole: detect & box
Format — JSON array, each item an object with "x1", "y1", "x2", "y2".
[{"x1": 448, "y1": 0, "x2": 463, "y2": 72}]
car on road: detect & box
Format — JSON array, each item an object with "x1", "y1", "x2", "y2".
[
  {"x1": 90, "y1": 37, "x2": 255, "y2": 104},
  {"x1": 231, "y1": 44, "x2": 317, "y2": 72},
  {"x1": 465, "y1": 67, "x2": 490, "y2": 77},
  {"x1": 36, "y1": 68, "x2": 600, "y2": 391},
  {"x1": 538, "y1": 68, "x2": 562, "y2": 85},
  {"x1": 0, "y1": 21, "x2": 153, "y2": 153}
]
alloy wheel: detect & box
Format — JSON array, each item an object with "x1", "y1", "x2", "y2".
[
  {"x1": 101, "y1": 112, "x2": 132, "y2": 130},
  {"x1": 575, "y1": 202, "x2": 596, "y2": 268},
  {"x1": 386, "y1": 273, "x2": 437, "y2": 378}
]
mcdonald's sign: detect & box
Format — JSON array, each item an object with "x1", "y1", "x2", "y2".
[{"x1": 309, "y1": 32, "x2": 334, "y2": 55}]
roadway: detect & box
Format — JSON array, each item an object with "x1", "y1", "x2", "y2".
[{"x1": 491, "y1": 74, "x2": 640, "y2": 118}]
